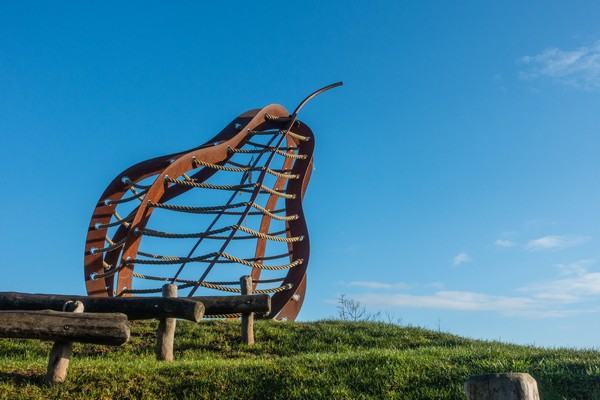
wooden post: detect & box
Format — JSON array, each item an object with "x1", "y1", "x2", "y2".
[
  {"x1": 156, "y1": 284, "x2": 177, "y2": 362},
  {"x1": 45, "y1": 300, "x2": 84, "y2": 384},
  {"x1": 465, "y1": 373, "x2": 540, "y2": 400},
  {"x1": 240, "y1": 276, "x2": 254, "y2": 345}
]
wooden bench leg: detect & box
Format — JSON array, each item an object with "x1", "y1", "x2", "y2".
[
  {"x1": 241, "y1": 276, "x2": 254, "y2": 345},
  {"x1": 45, "y1": 300, "x2": 84, "y2": 384},
  {"x1": 156, "y1": 284, "x2": 177, "y2": 362}
]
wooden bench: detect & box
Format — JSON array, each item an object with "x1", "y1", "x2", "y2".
[
  {"x1": 0, "y1": 287, "x2": 270, "y2": 365},
  {"x1": 0, "y1": 301, "x2": 129, "y2": 384}
]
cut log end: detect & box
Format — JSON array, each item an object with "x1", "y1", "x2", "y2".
[{"x1": 465, "y1": 373, "x2": 540, "y2": 400}]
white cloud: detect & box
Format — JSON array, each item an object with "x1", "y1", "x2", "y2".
[
  {"x1": 522, "y1": 272, "x2": 600, "y2": 301},
  {"x1": 453, "y1": 252, "x2": 472, "y2": 266},
  {"x1": 495, "y1": 239, "x2": 516, "y2": 248},
  {"x1": 350, "y1": 285, "x2": 595, "y2": 318},
  {"x1": 354, "y1": 291, "x2": 576, "y2": 318},
  {"x1": 524, "y1": 235, "x2": 590, "y2": 251},
  {"x1": 520, "y1": 259, "x2": 600, "y2": 303},
  {"x1": 520, "y1": 40, "x2": 600, "y2": 90},
  {"x1": 346, "y1": 256, "x2": 600, "y2": 319},
  {"x1": 554, "y1": 259, "x2": 596, "y2": 276},
  {"x1": 347, "y1": 281, "x2": 409, "y2": 290}
]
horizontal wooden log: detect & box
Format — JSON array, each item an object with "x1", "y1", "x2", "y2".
[
  {"x1": 0, "y1": 292, "x2": 204, "y2": 322},
  {"x1": 0, "y1": 310, "x2": 130, "y2": 345},
  {"x1": 192, "y1": 294, "x2": 270, "y2": 316},
  {"x1": 0, "y1": 292, "x2": 268, "y2": 318}
]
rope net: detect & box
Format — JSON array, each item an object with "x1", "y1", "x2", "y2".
[{"x1": 87, "y1": 112, "x2": 311, "y2": 306}]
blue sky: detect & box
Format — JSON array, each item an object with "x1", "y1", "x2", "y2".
[{"x1": 1, "y1": 1, "x2": 600, "y2": 348}]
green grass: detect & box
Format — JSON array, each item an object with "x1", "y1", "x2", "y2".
[{"x1": 1, "y1": 320, "x2": 599, "y2": 399}]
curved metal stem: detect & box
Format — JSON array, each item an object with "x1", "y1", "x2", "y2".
[{"x1": 291, "y1": 82, "x2": 343, "y2": 117}]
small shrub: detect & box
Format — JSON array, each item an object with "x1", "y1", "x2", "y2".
[{"x1": 336, "y1": 294, "x2": 381, "y2": 322}]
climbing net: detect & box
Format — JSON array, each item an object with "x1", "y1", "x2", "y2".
[{"x1": 84, "y1": 105, "x2": 315, "y2": 321}]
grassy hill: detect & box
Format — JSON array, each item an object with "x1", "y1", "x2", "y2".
[{"x1": 1, "y1": 319, "x2": 599, "y2": 399}]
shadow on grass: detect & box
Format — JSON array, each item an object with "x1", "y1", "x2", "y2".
[{"x1": 0, "y1": 370, "x2": 46, "y2": 386}]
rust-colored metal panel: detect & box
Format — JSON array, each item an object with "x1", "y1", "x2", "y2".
[{"x1": 84, "y1": 83, "x2": 341, "y2": 320}]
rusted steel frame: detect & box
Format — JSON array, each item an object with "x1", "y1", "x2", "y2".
[
  {"x1": 115, "y1": 104, "x2": 291, "y2": 295},
  {"x1": 86, "y1": 82, "x2": 342, "y2": 320}
]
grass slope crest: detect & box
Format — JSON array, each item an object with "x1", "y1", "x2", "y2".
[{"x1": 0, "y1": 319, "x2": 599, "y2": 399}]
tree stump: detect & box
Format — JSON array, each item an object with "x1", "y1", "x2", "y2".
[
  {"x1": 45, "y1": 300, "x2": 84, "y2": 384},
  {"x1": 156, "y1": 284, "x2": 177, "y2": 362},
  {"x1": 465, "y1": 373, "x2": 540, "y2": 400},
  {"x1": 240, "y1": 276, "x2": 254, "y2": 345}
]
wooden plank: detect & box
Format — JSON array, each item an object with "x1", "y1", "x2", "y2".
[
  {"x1": 0, "y1": 292, "x2": 268, "y2": 318},
  {"x1": 0, "y1": 292, "x2": 204, "y2": 322},
  {"x1": 0, "y1": 310, "x2": 130, "y2": 346}
]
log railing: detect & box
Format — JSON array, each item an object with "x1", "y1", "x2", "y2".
[
  {"x1": 0, "y1": 291, "x2": 270, "y2": 320},
  {"x1": 0, "y1": 281, "x2": 271, "y2": 383}
]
